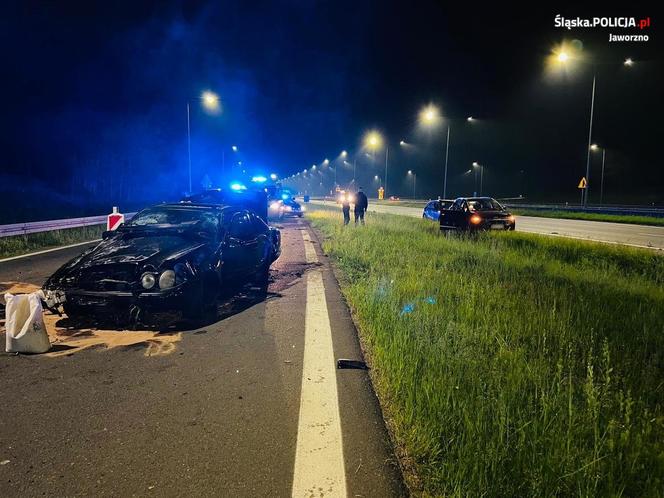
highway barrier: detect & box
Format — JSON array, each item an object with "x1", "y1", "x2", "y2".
[{"x1": 0, "y1": 213, "x2": 136, "y2": 238}]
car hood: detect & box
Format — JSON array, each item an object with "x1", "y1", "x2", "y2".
[{"x1": 50, "y1": 233, "x2": 208, "y2": 282}]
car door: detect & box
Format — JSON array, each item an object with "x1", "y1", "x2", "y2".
[
  {"x1": 440, "y1": 199, "x2": 461, "y2": 228},
  {"x1": 224, "y1": 211, "x2": 260, "y2": 278}
]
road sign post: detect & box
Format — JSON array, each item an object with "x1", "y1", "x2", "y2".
[
  {"x1": 107, "y1": 207, "x2": 125, "y2": 231},
  {"x1": 577, "y1": 177, "x2": 587, "y2": 206}
]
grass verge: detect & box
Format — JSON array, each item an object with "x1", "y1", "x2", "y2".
[
  {"x1": 308, "y1": 208, "x2": 664, "y2": 497},
  {"x1": 0, "y1": 225, "x2": 104, "y2": 259},
  {"x1": 511, "y1": 209, "x2": 664, "y2": 227}
]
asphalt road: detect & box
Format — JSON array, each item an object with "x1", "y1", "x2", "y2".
[
  {"x1": 0, "y1": 218, "x2": 405, "y2": 497},
  {"x1": 310, "y1": 200, "x2": 664, "y2": 250}
]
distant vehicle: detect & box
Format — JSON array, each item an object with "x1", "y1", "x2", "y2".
[
  {"x1": 422, "y1": 199, "x2": 454, "y2": 222},
  {"x1": 43, "y1": 203, "x2": 281, "y2": 326},
  {"x1": 268, "y1": 197, "x2": 304, "y2": 219},
  {"x1": 439, "y1": 197, "x2": 515, "y2": 232}
]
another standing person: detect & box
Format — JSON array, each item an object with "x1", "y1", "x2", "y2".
[
  {"x1": 341, "y1": 193, "x2": 351, "y2": 225},
  {"x1": 354, "y1": 187, "x2": 368, "y2": 225}
]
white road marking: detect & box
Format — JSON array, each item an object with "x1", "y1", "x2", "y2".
[
  {"x1": 300, "y1": 229, "x2": 319, "y2": 264},
  {"x1": 292, "y1": 230, "x2": 346, "y2": 498},
  {"x1": 0, "y1": 239, "x2": 101, "y2": 263}
]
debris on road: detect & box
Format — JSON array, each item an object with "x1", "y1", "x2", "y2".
[
  {"x1": 337, "y1": 359, "x2": 369, "y2": 370},
  {"x1": 4, "y1": 291, "x2": 51, "y2": 354},
  {"x1": 1, "y1": 282, "x2": 182, "y2": 357}
]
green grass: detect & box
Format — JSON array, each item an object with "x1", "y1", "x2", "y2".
[
  {"x1": 308, "y1": 208, "x2": 664, "y2": 497},
  {"x1": 0, "y1": 225, "x2": 104, "y2": 259},
  {"x1": 511, "y1": 209, "x2": 664, "y2": 227}
]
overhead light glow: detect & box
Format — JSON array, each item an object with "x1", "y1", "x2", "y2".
[
  {"x1": 419, "y1": 104, "x2": 440, "y2": 126},
  {"x1": 364, "y1": 130, "x2": 383, "y2": 150},
  {"x1": 201, "y1": 90, "x2": 220, "y2": 112}
]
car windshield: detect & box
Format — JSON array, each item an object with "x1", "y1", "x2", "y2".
[
  {"x1": 467, "y1": 198, "x2": 504, "y2": 211},
  {"x1": 127, "y1": 207, "x2": 218, "y2": 232}
]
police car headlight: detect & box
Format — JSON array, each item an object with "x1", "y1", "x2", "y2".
[
  {"x1": 141, "y1": 272, "x2": 156, "y2": 289},
  {"x1": 270, "y1": 202, "x2": 281, "y2": 210},
  {"x1": 159, "y1": 270, "x2": 176, "y2": 289}
]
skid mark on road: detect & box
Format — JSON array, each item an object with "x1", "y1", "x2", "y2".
[{"x1": 292, "y1": 230, "x2": 347, "y2": 497}]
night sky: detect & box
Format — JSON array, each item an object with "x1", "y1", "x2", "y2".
[{"x1": 1, "y1": 1, "x2": 661, "y2": 221}]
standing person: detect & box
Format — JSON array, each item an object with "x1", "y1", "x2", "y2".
[
  {"x1": 341, "y1": 193, "x2": 351, "y2": 225},
  {"x1": 354, "y1": 187, "x2": 368, "y2": 225}
]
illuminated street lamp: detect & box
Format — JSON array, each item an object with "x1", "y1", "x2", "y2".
[
  {"x1": 399, "y1": 140, "x2": 406, "y2": 146},
  {"x1": 201, "y1": 91, "x2": 220, "y2": 112},
  {"x1": 551, "y1": 45, "x2": 633, "y2": 206},
  {"x1": 591, "y1": 144, "x2": 607, "y2": 205},
  {"x1": 186, "y1": 90, "x2": 221, "y2": 193},
  {"x1": 363, "y1": 130, "x2": 390, "y2": 198},
  {"x1": 472, "y1": 162, "x2": 484, "y2": 196},
  {"x1": 407, "y1": 170, "x2": 417, "y2": 198},
  {"x1": 232, "y1": 145, "x2": 238, "y2": 152},
  {"x1": 270, "y1": 173, "x2": 278, "y2": 181}
]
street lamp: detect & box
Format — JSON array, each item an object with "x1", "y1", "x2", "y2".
[
  {"x1": 472, "y1": 162, "x2": 484, "y2": 196},
  {"x1": 186, "y1": 90, "x2": 221, "y2": 193},
  {"x1": 419, "y1": 104, "x2": 473, "y2": 199},
  {"x1": 407, "y1": 170, "x2": 417, "y2": 198},
  {"x1": 363, "y1": 130, "x2": 389, "y2": 198},
  {"x1": 591, "y1": 144, "x2": 607, "y2": 205},
  {"x1": 551, "y1": 45, "x2": 633, "y2": 207}
]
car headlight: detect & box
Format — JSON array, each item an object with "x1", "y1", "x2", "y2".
[
  {"x1": 508, "y1": 215, "x2": 515, "y2": 222},
  {"x1": 159, "y1": 270, "x2": 176, "y2": 289},
  {"x1": 270, "y1": 202, "x2": 281, "y2": 210},
  {"x1": 141, "y1": 272, "x2": 156, "y2": 289},
  {"x1": 470, "y1": 214, "x2": 482, "y2": 224},
  {"x1": 301, "y1": 206, "x2": 306, "y2": 212}
]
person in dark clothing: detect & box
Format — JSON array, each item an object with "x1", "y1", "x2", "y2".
[
  {"x1": 341, "y1": 193, "x2": 351, "y2": 225},
  {"x1": 354, "y1": 187, "x2": 368, "y2": 225}
]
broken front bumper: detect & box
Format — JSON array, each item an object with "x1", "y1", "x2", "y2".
[{"x1": 44, "y1": 283, "x2": 200, "y2": 324}]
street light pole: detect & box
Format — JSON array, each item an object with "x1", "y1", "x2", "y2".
[
  {"x1": 443, "y1": 125, "x2": 450, "y2": 198},
  {"x1": 480, "y1": 165, "x2": 484, "y2": 196},
  {"x1": 583, "y1": 73, "x2": 596, "y2": 207},
  {"x1": 385, "y1": 145, "x2": 389, "y2": 198},
  {"x1": 413, "y1": 173, "x2": 417, "y2": 198},
  {"x1": 186, "y1": 102, "x2": 192, "y2": 194},
  {"x1": 600, "y1": 148, "x2": 606, "y2": 205}
]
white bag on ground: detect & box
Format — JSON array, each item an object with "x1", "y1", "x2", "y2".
[{"x1": 4, "y1": 292, "x2": 51, "y2": 354}]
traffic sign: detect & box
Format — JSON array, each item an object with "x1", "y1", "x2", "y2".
[
  {"x1": 107, "y1": 207, "x2": 125, "y2": 231},
  {"x1": 577, "y1": 177, "x2": 587, "y2": 189}
]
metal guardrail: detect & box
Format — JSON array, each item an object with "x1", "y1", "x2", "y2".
[
  {"x1": 0, "y1": 213, "x2": 136, "y2": 238},
  {"x1": 504, "y1": 203, "x2": 664, "y2": 218}
]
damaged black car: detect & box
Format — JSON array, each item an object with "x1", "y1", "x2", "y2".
[{"x1": 43, "y1": 203, "x2": 281, "y2": 325}]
